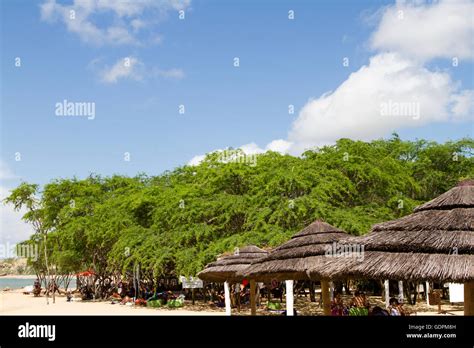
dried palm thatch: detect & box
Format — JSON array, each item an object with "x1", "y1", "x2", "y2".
[
  {"x1": 309, "y1": 179, "x2": 474, "y2": 282},
  {"x1": 239, "y1": 220, "x2": 350, "y2": 282},
  {"x1": 197, "y1": 245, "x2": 268, "y2": 283}
]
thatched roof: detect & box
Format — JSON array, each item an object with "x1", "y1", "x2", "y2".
[
  {"x1": 197, "y1": 245, "x2": 268, "y2": 283},
  {"x1": 309, "y1": 180, "x2": 474, "y2": 282},
  {"x1": 239, "y1": 220, "x2": 350, "y2": 281}
]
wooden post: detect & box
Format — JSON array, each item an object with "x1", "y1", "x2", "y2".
[
  {"x1": 464, "y1": 281, "x2": 474, "y2": 316},
  {"x1": 224, "y1": 281, "x2": 231, "y2": 316},
  {"x1": 321, "y1": 280, "x2": 331, "y2": 315},
  {"x1": 285, "y1": 280, "x2": 294, "y2": 316},
  {"x1": 256, "y1": 283, "x2": 261, "y2": 306},
  {"x1": 329, "y1": 281, "x2": 334, "y2": 302},
  {"x1": 237, "y1": 284, "x2": 241, "y2": 312},
  {"x1": 384, "y1": 280, "x2": 390, "y2": 308},
  {"x1": 192, "y1": 288, "x2": 195, "y2": 305},
  {"x1": 250, "y1": 279, "x2": 257, "y2": 316},
  {"x1": 398, "y1": 280, "x2": 404, "y2": 303},
  {"x1": 309, "y1": 281, "x2": 316, "y2": 302},
  {"x1": 426, "y1": 281, "x2": 430, "y2": 305},
  {"x1": 414, "y1": 282, "x2": 419, "y2": 304}
]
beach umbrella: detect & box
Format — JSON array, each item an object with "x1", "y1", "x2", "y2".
[
  {"x1": 197, "y1": 245, "x2": 268, "y2": 315},
  {"x1": 240, "y1": 220, "x2": 350, "y2": 315},
  {"x1": 309, "y1": 179, "x2": 474, "y2": 315}
]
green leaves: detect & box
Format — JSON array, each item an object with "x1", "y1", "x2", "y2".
[{"x1": 6, "y1": 137, "x2": 473, "y2": 280}]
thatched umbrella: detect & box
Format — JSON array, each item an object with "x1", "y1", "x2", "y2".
[
  {"x1": 197, "y1": 245, "x2": 268, "y2": 315},
  {"x1": 309, "y1": 180, "x2": 474, "y2": 315},
  {"x1": 240, "y1": 220, "x2": 350, "y2": 315}
]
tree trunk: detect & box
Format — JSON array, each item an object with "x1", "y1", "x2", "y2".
[
  {"x1": 250, "y1": 280, "x2": 257, "y2": 316},
  {"x1": 321, "y1": 280, "x2": 331, "y2": 315},
  {"x1": 309, "y1": 281, "x2": 316, "y2": 302},
  {"x1": 43, "y1": 234, "x2": 51, "y2": 305},
  {"x1": 413, "y1": 282, "x2": 418, "y2": 305}
]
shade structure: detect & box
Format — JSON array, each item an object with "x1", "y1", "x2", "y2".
[
  {"x1": 197, "y1": 245, "x2": 268, "y2": 283},
  {"x1": 239, "y1": 220, "x2": 349, "y2": 282},
  {"x1": 308, "y1": 179, "x2": 474, "y2": 283}
]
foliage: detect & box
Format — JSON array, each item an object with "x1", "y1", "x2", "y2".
[{"x1": 5, "y1": 137, "x2": 473, "y2": 285}]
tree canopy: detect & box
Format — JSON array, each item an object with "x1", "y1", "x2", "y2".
[{"x1": 5, "y1": 136, "x2": 474, "y2": 285}]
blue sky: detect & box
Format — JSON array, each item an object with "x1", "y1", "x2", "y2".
[
  {"x1": 1, "y1": 0, "x2": 472, "y2": 187},
  {"x1": 0, "y1": 0, "x2": 473, "y2": 246}
]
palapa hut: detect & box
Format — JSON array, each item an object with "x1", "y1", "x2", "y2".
[
  {"x1": 240, "y1": 220, "x2": 350, "y2": 315},
  {"x1": 309, "y1": 179, "x2": 474, "y2": 315},
  {"x1": 197, "y1": 245, "x2": 268, "y2": 315}
]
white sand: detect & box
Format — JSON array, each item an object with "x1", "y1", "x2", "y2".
[
  {"x1": 1, "y1": 290, "x2": 463, "y2": 316},
  {"x1": 0, "y1": 291, "x2": 225, "y2": 316}
]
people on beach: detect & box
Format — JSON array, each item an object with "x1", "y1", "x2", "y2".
[
  {"x1": 120, "y1": 295, "x2": 134, "y2": 305},
  {"x1": 388, "y1": 298, "x2": 405, "y2": 316},
  {"x1": 33, "y1": 279, "x2": 41, "y2": 297},
  {"x1": 46, "y1": 280, "x2": 60, "y2": 296},
  {"x1": 350, "y1": 291, "x2": 370, "y2": 308},
  {"x1": 349, "y1": 291, "x2": 370, "y2": 316},
  {"x1": 330, "y1": 293, "x2": 348, "y2": 316},
  {"x1": 214, "y1": 290, "x2": 226, "y2": 307},
  {"x1": 370, "y1": 306, "x2": 389, "y2": 316}
]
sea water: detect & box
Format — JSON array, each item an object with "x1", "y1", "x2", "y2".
[{"x1": 0, "y1": 277, "x2": 76, "y2": 290}]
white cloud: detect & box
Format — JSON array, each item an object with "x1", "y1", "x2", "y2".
[
  {"x1": 0, "y1": 160, "x2": 17, "y2": 181},
  {"x1": 131, "y1": 18, "x2": 146, "y2": 32},
  {"x1": 371, "y1": 0, "x2": 474, "y2": 61},
  {"x1": 187, "y1": 139, "x2": 292, "y2": 166},
  {"x1": 288, "y1": 52, "x2": 473, "y2": 153},
  {"x1": 285, "y1": 0, "x2": 474, "y2": 154},
  {"x1": 239, "y1": 143, "x2": 265, "y2": 155},
  {"x1": 40, "y1": 0, "x2": 191, "y2": 46},
  {"x1": 97, "y1": 57, "x2": 185, "y2": 83},
  {"x1": 186, "y1": 0, "x2": 473, "y2": 160},
  {"x1": 266, "y1": 139, "x2": 293, "y2": 153},
  {"x1": 188, "y1": 154, "x2": 207, "y2": 166},
  {"x1": 100, "y1": 57, "x2": 143, "y2": 83},
  {"x1": 0, "y1": 186, "x2": 34, "y2": 248},
  {"x1": 149, "y1": 34, "x2": 164, "y2": 45},
  {"x1": 0, "y1": 162, "x2": 34, "y2": 248},
  {"x1": 450, "y1": 90, "x2": 474, "y2": 119},
  {"x1": 238, "y1": 140, "x2": 293, "y2": 155},
  {"x1": 155, "y1": 68, "x2": 185, "y2": 80}
]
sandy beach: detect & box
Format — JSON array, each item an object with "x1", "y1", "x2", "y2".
[
  {"x1": 0, "y1": 290, "x2": 225, "y2": 316},
  {"x1": 1, "y1": 288, "x2": 464, "y2": 316}
]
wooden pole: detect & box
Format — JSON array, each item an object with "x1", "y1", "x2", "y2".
[
  {"x1": 43, "y1": 234, "x2": 50, "y2": 305},
  {"x1": 267, "y1": 283, "x2": 271, "y2": 304},
  {"x1": 426, "y1": 281, "x2": 430, "y2": 305},
  {"x1": 308, "y1": 281, "x2": 315, "y2": 302},
  {"x1": 464, "y1": 281, "x2": 474, "y2": 316},
  {"x1": 398, "y1": 280, "x2": 404, "y2": 303},
  {"x1": 329, "y1": 281, "x2": 334, "y2": 302},
  {"x1": 256, "y1": 283, "x2": 261, "y2": 306},
  {"x1": 250, "y1": 279, "x2": 257, "y2": 316},
  {"x1": 285, "y1": 280, "x2": 294, "y2": 316},
  {"x1": 224, "y1": 281, "x2": 231, "y2": 316},
  {"x1": 384, "y1": 280, "x2": 390, "y2": 308},
  {"x1": 237, "y1": 284, "x2": 241, "y2": 312},
  {"x1": 321, "y1": 280, "x2": 331, "y2": 315}
]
